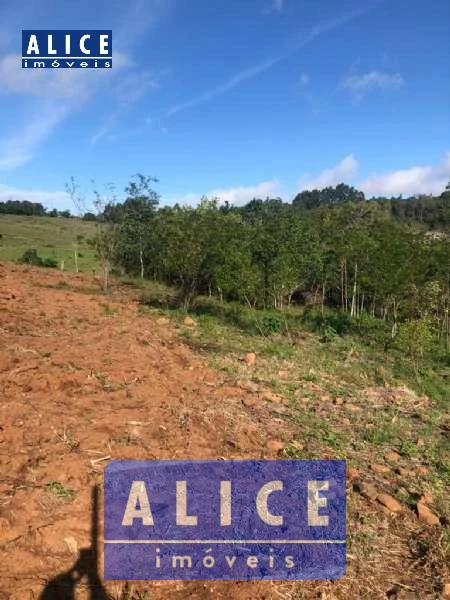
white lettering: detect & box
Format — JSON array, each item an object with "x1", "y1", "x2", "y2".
[
  {"x1": 122, "y1": 481, "x2": 154, "y2": 526},
  {"x1": 47, "y1": 34, "x2": 56, "y2": 54},
  {"x1": 256, "y1": 480, "x2": 283, "y2": 526},
  {"x1": 176, "y1": 481, "x2": 197, "y2": 526},
  {"x1": 80, "y1": 34, "x2": 91, "y2": 54},
  {"x1": 220, "y1": 481, "x2": 231, "y2": 526},
  {"x1": 307, "y1": 480, "x2": 329, "y2": 526},
  {"x1": 27, "y1": 35, "x2": 39, "y2": 55},
  {"x1": 99, "y1": 34, "x2": 109, "y2": 55}
]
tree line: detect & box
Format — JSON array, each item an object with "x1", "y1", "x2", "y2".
[
  {"x1": 88, "y1": 176, "x2": 449, "y2": 350},
  {"x1": 0, "y1": 200, "x2": 72, "y2": 218}
]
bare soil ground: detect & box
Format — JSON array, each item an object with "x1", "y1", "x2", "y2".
[{"x1": 0, "y1": 264, "x2": 448, "y2": 600}]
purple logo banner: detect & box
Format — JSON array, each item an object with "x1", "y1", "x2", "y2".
[{"x1": 104, "y1": 460, "x2": 346, "y2": 580}]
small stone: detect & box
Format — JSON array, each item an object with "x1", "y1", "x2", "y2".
[
  {"x1": 333, "y1": 397, "x2": 345, "y2": 405},
  {"x1": 442, "y1": 582, "x2": 450, "y2": 599},
  {"x1": 396, "y1": 467, "x2": 415, "y2": 477},
  {"x1": 346, "y1": 404, "x2": 361, "y2": 413},
  {"x1": 241, "y1": 396, "x2": 259, "y2": 410},
  {"x1": 376, "y1": 493, "x2": 403, "y2": 513},
  {"x1": 385, "y1": 450, "x2": 401, "y2": 462},
  {"x1": 417, "y1": 465, "x2": 429, "y2": 475},
  {"x1": 347, "y1": 466, "x2": 360, "y2": 481},
  {"x1": 243, "y1": 352, "x2": 256, "y2": 366},
  {"x1": 417, "y1": 502, "x2": 439, "y2": 526},
  {"x1": 183, "y1": 316, "x2": 197, "y2": 327},
  {"x1": 64, "y1": 536, "x2": 78, "y2": 555},
  {"x1": 420, "y1": 492, "x2": 434, "y2": 505},
  {"x1": 266, "y1": 440, "x2": 285, "y2": 454},
  {"x1": 237, "y1": 380, "x2": 260, "y2": 393},
  {"x1": 156, "y1": 317, "x2": 170, "y2": 325},
  {"x1": 263, "y1": 391, "x2": 284, "y2": 404},
  {"x1": 371, "y1": 463, "x2": 391, "y2": 475},
  {"x1": 354, "y1": 481, "x2": 378, "y2": 501},
  {"x1": 0, "y1": 290, "x2": 17, "y2": 300},
  {"x1": 224, "y1": 439, "x2": 237, "y2": 449}
]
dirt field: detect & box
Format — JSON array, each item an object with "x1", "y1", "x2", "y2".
[{"x1": 0, "y1": 264, "x2": 448, "y2": 600}]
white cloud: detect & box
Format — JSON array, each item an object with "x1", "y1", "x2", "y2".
[
  {"x1": 0, "y1": 52, "x2": 131, "y2": 169},
  {"x1": 296, "y1": 152, "x2": 450, "y2": 197},
  {"x1": 209, "y1": 179, "x2": 281, "y2": 205},
  {"x1": 341, "y1": 70, "x2": 404, "y2": 100},
  {"x1": 298, "y1": 155, "x2": 358, "y2": 191},
  {"x1": 359, "y1": 152, "x2": 450, "y2": 197},
  {"x1": 0, "y1": 102, "x2": 69, "y2": 170},
  {"x1": 166, "y1": 179, "x2": 281, "y2": 207},
  {"x1": 0, "y1": 183, "x2": 69, "y2": 208},
  {"x1": 0, "y1": 52, "x2": 131, "y2": 100}
]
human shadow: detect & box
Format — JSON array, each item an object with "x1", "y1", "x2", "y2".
[{"x1": 39, "y1": 485, "x2": 109, "y2": 600}]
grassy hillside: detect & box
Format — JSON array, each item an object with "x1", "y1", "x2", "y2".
[{"x1": 0, "y1": 214, "x2": 100, "y2": 272}]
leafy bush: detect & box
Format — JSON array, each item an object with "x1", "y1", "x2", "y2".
[
  {"x1": 19, "y1": 248, "x2": 57, "y2": 268},
  {"x1": 258, "y1": 312, "x2": 286, "y2": 335},
  {"x1": 320, "y1": 324, "x2": 338, "y2": 343},
  {"x1": 139, "y1": 282, "x2": 181, "y2": 308},
  {"x1": 396, "y1": 317, "x2": 435, "y2": 360}
]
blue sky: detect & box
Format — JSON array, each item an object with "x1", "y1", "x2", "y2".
[{"x1": 0, "y1": 0, "x2": 449, "y2": 210}]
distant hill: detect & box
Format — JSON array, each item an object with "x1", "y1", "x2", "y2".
[{"x1": 0, "y1": 214, "x2": 99, "y2": 272}]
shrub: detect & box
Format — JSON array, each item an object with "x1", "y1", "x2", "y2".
[
  {"x1": 19, "y1": 248, "x2": 57, "y2": 268},
  {"x1": 396, "y1": 317, "x2": 435, "y2": 361},
  {"x1": 258, "y1": 312, "x2": 286, "y2": 335},
  {"x1": 139, "y1": 282, "x2": 181, "y2": 308}
]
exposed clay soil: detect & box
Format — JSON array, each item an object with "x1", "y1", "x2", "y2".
[{"x1": 0, "y1": 264, "x2": 447, "y2": 600}]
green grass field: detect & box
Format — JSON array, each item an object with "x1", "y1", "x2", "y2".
[{"x1": 0, "y1": 214, "x2": 100, "y2": 272}]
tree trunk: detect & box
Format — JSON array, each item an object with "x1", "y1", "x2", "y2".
[
  {"x1": 344, "y1": 258, "x2": 348, "y2": 312},
  {"x1": 321, "y1": 280, "x2": 326, "y2": 317},
  {"x1": 350, "y1": 263, "x2": 358, "y2": 318},
  {"x1": 139, "y1": 245, "x2": 144, "y2": 279}
]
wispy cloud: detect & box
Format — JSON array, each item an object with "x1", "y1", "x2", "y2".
[
  {"x1": 262, "y1": 0, "x2": 285, "y2": 16},
  {"x1": 0, "y1": 100, "x2": 70, "y2": 170},
  {"x1": 341, "y1": 70, "x2": 404, "y2": 100},
  {"x1": 166, "y1": 3, "x2": 381, "y2": 119},
  {"x1": 271, "y1": 0, "x2": 285, "y2": 13},
  {"x1": 166, "y1": 179, "x2": 281, "y2": 207},
  {"x1": 0, "y1": 182, "x2": 69, "y2": 208},
  {"x1": 166, "y1": 57, "x2": 279, "y2": 117},
  {"x1": 0, "y1": 52, "x2": 131, "y2": 170},
  {"x1": 0, "y1": 0, "x2": 166, "y2": 170},
  {"x1": 359, "y1": 152, "x2": 450, "y2": 197},
  {"x1": 90, "y1": 69, "x2": 160, "y2": 145},
  {"x1": 299, "y1": 73, "x2": 310, "y2": 87},
  {"x1": 298, "y1": 155, "x2": 358, "y2": 191}
]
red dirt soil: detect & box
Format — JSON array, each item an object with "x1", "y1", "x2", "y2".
[
  {"x1": 0, "y1": 264, "x2": 300, "y2": 600},
  {"x1": 0, "y1": 264, "x2": 447, "y2": 600}
]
